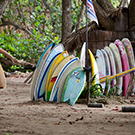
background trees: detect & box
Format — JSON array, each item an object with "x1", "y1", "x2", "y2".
[{"x1": 0, "y1": 0, "x2": 134, "y2": 72}]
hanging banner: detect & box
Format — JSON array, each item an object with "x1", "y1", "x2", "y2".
[{"x1": 87, "y1": 0, "x2": 98, "y2": 24}]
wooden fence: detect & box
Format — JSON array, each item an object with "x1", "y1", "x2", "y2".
[{"x1": 88, "y1": 30, "x2": 135, "y2": 55}]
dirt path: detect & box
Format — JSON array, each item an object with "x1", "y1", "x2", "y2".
[{"x1": 0, "y1": 76, "x2": 135, "y2": 135}]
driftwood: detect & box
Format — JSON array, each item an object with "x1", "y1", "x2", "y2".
[{"x1": 0, "y1": 48, "x2": 36, "y2": 70}]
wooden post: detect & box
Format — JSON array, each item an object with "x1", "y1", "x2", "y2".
[{"x1": 86, "y1": 0, "x2": 91, "y2": 104}]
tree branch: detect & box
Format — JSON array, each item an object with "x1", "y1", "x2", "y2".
[
  {"x1": 96, "y1": 0, "x2": 116, "y2": 15},
  {"x1": 0, "y1": 18, "x2": 33, "y2": 35},
  {"x1": 72, "y1": 3, "x2": 85, "y2": 32},
  {"x1": 0, "y1": 48, "x2": 36, "y2": 70},
  {"x1": 119, "y1": 0, "x2": 129, "y2": 8},
  {"x1": 92, "y1": 1, "x2": 114, "y2": 30},
  {"x1": 42, "y1": 0, "x2": 52, "y2": 12}
]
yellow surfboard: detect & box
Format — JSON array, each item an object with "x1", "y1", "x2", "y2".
[
  {"x1": 47, "y1": 55, "x2": 75, "y2": 101},
  {"x1": 88, "y1": 49, "x2": 99, "y2": 85},
  {"x1": 45, "y1": 51, "x2": 69, "y2": 101},
  {"x1": 0, "y1": 64, "x2": 6, "y2": 88}
]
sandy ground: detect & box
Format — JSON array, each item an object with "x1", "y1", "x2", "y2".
[{"x1": 0, "y1": 74, "x2": 135, "y2": 135}]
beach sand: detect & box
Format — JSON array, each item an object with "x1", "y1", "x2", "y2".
[{"x1": 0, "y1": 74, "x2": 135, "y2": 135}]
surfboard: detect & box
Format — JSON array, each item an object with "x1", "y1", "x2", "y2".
[
  {"x1": 38, "y1": 53, "x2": 61, "y2": 100},
  {"x1": 0, "y1": 64, "x2": 6, "y2": 88},
  {"x1": 30, "y1": 43, "x2": 55, "y2": 101},
  {"x1": 47, "y1": 55, "x2": 75, "y2": 101},
  {"x1": 122, "y1": 38, "x2": 135, "y2": 95},
  {"x1": 109, "y1": 43, "x2": 123, "y2": 95},
  {"x1": 101, "y1": 49, "x2": 111, "y2": 94},
  {"x1": 115, "y1": 39, "x2": 130, "y2": 96},
  {"x1": 62, "y1": 67, "x2": 86, "y2": 106},
  {"x1": 104, "y1": 46, "x2": 116, "y2": 88},
  {"x1": 88, "y1": 49, "x2": 99, "y2": 85},
  {"x1": 34, "y1": 43, "x2": 64, "y2": 100},
  {"x1": 80, "y1": 42, "x2": 86, "y2": 67},
  {"x1": 96, "y1": 49, "x2": 106, "y2": 92},
  {"x1": 45, "y1": 51, "x2": 69, "y2": 101},
  {"x1": 101, "y1": 49, "x2": 111, "y2": 76},
  {"x1": 57, "y1": 59, "x2": 81, "y2": 103},
  {"x1": 49, "y1": 57, "x2": 80, "y2": 102}
]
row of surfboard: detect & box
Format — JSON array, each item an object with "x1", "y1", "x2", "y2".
[
  {"x1": 31, "y1": 37, "x2": 135, "y2": 106},
  {"x1": 95, "y1": 38, "x2": 135, "y2": 96},
  {"x1": 31, "y1": 43, "x2": 90, "y2": 106}
]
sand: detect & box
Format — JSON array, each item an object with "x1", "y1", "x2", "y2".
[{"x1": 0, "y1": 74, "x2": 135, "y2": 135}]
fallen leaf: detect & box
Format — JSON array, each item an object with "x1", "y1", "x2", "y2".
[
  {"x1": 54, "y1": 122, "x2": 61, "y2": 125},
  {"x1": 43, "y1": 122, "x2": 50, "y2": 124},
  {"x1": 110, "y1": 117, "x2": 114, "y2": 120},
  {"x1": 60, "y1": 118, "x2": 67, "y2": 121},
  {"x1": 100, "y1": 127, "x2": 104, "y2": 130},
  {"x1": 69, "y1": 121, "x2": 74, "y2": 125},
  {"x1": 119, "y1": 124, "x2": 123, "y2": 127},
  {"x1": 67, "y1": 114, "x2": 71, "y2": 117},
  {"x1": 76, "y1": 116, "x2": 83, "y2": 121},
  {"x1": 96, "y1": 131, "x2": 101, "y2": 133},
  {"x1": 112, "y1": 109, "x2": 118, "y2": 111}
]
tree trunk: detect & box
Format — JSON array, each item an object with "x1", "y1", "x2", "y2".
[
  {"x1": 92, "y1": 1, "x2": 114, "y2": 30},
  {"x1": 0, "y1": 0, "x2": 11, "y2": 16},
  {"x1": 96, "y1": 0, "x2": 116, "y2": 15},
  {"x1": 62, "y1": 0, "x2": 72, "y2": 42},
  {"x1": 76, "y1": 4, "x2": 85, "y2": 31},
  {"x1": 129, "y1": 0, "x2": 135, "y2": 29}
]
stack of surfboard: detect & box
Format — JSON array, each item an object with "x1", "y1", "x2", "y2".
[
  {"x1": 31, "y1": 43, "x2": 87, "y2": 106},
  {"x1": 96, "y1": 38, "x2": 135, "y2": 96}
]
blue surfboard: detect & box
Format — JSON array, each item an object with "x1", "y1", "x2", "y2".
[{"x1": 62, "y1": 67, "x2": 86, "y2": 106}]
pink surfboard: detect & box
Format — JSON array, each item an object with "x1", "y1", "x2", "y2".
[
  {"x1": 115, "y1": 39, "x2": 130, "y2": 96},
  {"x1": 122, "y1": 38, "x2": 135, "y2": 95}
]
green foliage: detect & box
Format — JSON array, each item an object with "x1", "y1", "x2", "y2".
[
  {"x1": 89, "y1": 74, "x2": 103, "y2": 98},
  {"x1": 80, "y1": 74, "x2": 103, "y2": 99},
  {"x1": 110, "y1": 0, "x2": 120, "y2": 8},
  {"x1": 0, "y1": 0, "x2": 85, "y2": 72}
]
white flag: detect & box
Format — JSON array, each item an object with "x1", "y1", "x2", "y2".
[{"x1": 87, "y1": 0, "x2": 98, "y2": 24}]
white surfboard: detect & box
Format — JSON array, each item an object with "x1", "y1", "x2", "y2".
[
  {"x1": 96, "y1": 49, "x2": 106, "y2": 92},
  {"x1": 109, "y1": 43, "x2": 123, "y2": 95},
  {"x1": 80, "y1": 42, "x2": 86, "y2": 67}
]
